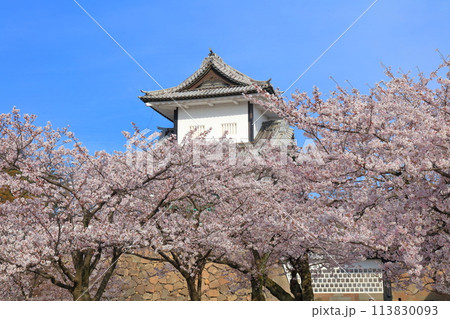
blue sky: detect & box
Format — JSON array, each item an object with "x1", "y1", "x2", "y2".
[{"x1": 1, "y1": 0, "x2": 448, "y2": 152}]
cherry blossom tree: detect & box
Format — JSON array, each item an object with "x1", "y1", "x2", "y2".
[
  {"x1": 253, "y1": 58, "x2": 450, "y2": 294},
  {"x1": 128, "y1": 135, "x2": 303, "y2": 301},
  {"x1": 207, "y1": 139, "x2": 371, "y2": 301},
  {"x1": 2, "y1": 111, "x2": 292, "y2": 301},
  {"x1": 0, "y1": 109, "x2": 215, "y2": 300},
  {"x1": 127, "y1": 135, "x2": 242, "y2": 301},
  {"x1": 200, "y1": 141, "x2": 299, "y2": 301},
  {"x1": 3, "y1": 57, "x2": 447, "y2": 302},
  {"x1": 127, "y1": 134, "x2": 334, "y2": 301}
]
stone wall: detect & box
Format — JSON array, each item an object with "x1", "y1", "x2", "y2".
[
  {"x1": 114, "y1": 253, "x2": 289, "y2": 301},
  {"x1": 113, "y1": 254, "x2": 449, "y2": 301}
]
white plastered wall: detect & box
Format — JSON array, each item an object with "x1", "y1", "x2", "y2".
[
  {"x1": 253, "y1": 104, "x2": 270, "y2": 138},
  {"x1": 177, "y1": 101, "x2": 249, "y2": 142}
]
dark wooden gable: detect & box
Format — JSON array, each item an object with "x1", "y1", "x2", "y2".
[{"x1": 186, "y1": 67, "x2": 241, "y2": 91}]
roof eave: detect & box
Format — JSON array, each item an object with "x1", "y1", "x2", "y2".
[
  {"x1": 141, "y1": 53, "x2": 272, "y2": 96},
  {"x1": 138, "y1": 85, "x2": 274, "y2": 103}
]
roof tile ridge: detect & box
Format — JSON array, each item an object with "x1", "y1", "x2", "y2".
[
  {"x1": 141, "y1": 88, "x2": 172, "y2": 96},
  {"x1": 210, "y1": 55, "x2": 255, "y2": 85},
  {"x1": 140, "y1": 52, "x2": 272, "y2": 96},
  {"x1": 166, "y1": 55, "x2": 215, "y2": 92}
]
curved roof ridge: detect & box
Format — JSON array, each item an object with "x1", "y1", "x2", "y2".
[
  {"x1": 141, "y1": 52, "x2": 270, "y2": 96},
  {"x1": 206, "y1": 52, "x2": 254, "y2": 85}
]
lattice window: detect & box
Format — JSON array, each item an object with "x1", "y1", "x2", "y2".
[
  {"x1": 222, "y1": 123, "x2": 237, "y2": 136},
  {"x1": 283, "y1": 263, "x2": 384, "y2": 295},
  {"x1": 189, "y1": 125, "x2": 205, "y2": 137},
  {"x1": 311, "y1": 268, "x2": 384, "y2": 294}
]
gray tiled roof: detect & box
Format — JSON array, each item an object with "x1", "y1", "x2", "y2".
[
  {"x1": 235, "y1": 120, "x2": 294, "y2": 150},
  {"x1": 254, "y1": 120, "x2": 294, "y2": 143},
  {"x1": 139, "y1": 52, "x2": 272, "y2": 102},
  {"x1": 140, "y1": 85, "x2": 267, "y2": 102}
]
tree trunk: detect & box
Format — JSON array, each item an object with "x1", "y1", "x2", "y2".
[
  {"x1": 250, "y1": 275, "x2": 266, "y2": 301},
  {"x1": 185, "y1": 276, "x2": 202, "y2": 301},
  {"x1": 289, "y1": 271, "x2": 303, "y2": 300},
  {"x1": 154, "y1": 251, "x2": 208, "y2": 301},
  {"x1": 297, "y1": 255, "x2": 314, "y2": 301},
  {"x1": 93, "y1": 248, "x2": 122, "y2": 301},
  {"x1": 71, "y1": 284, "x2": 92, "y2": 301},
  {"x1": 71, "y1": 266, "x2": 93, "y2": 301},
  {"x1": 250, "y1": 250, "x2": 270, "y2": 301},
  {"x1": 265, "y1": 277, "x2": 294, "y2": 301}
]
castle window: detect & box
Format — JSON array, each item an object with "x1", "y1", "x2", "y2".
[
  {"x1": 222, "y1": 123, "x2": 237, "y2": 136},
  {"x1": 189, "y1": 125, "x2": 205, "y2": 137}
]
